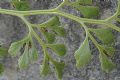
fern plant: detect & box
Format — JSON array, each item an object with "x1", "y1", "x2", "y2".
[{"x1": 0, "y1": 0, "x2": 120, "y2": 80}]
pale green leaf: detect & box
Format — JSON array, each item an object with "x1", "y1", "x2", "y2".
[
  {"x1": 0, "y1": 64, "x2": 4, "y2": 75},
  {"x1": 116, "y1": 18, "x2": 120, "y2": 22},
  {"x1": 18, "y1": 41, "x2": 38, "y2": 69},
  {"x1": 40, "y1": 54, "x2": 50, "y2": 76},
  {"x1": 52, "y1": 60, "x2": 65, "y2": 79},
  {"x1": 8, "y1": 37, "x2": 28, "y2": 57},
  {"x1": 28, "y1": 44, "x2": 39, "y2": 62},
  {"x1": 99, "y1": 51, "x2": 116, "y2": 73},
  {"x1": 91, "y1": 28, "x2": 114, "y2": 45},
  {"x1": 74, "y1": 37, "x2": 92, "y2": 68},
  {"x1": 78, "y1": 6, "x2": 99, "y2": 18},
  {"x1": 42, "y1": 31, "x2": 55, "y2": 43},
  {"x1": 99, "y1": 45, "x2": 115, "y2": 57},
  {"x1": 11, "y1": 0, "x2": 30, "y2": 11},
  {"x1": 40, "y1": 16, "x2": 66, "y2": 37},
  {"x1": 47, "y1": 44, "x2": 66, "y2": 57},
  {"x1": 70, "y1": 2, "x2": 99, "y2": 18},
  {"x1": 8, "y1": 42, "x2": 22, "y2": 57},
  {"x1": 40, "y1": 16, "x2": 60, "y2": 27},
  {"x1": 77, "y1": 0, "x2": 93, "y2": 5},
  {"x1": 40, "y1": 16, "x2": 66, "y2": 44},
  {"x1": 50, "y1": 26, "x2": 66, "y2": 37},
  {"x1": 0, "y1": 47, "x2": 7, "y2": 57},
  {"x1": 18, "y1": 45, "x2": 29, "y2": 69}
]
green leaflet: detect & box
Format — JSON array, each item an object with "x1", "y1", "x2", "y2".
[
  {"x1": 8, "y1": 41, "x2": 22, "y2": 57},
  {"x1": 41, "y1": 29, "x2": 56, "y2": 44},
  {"x1": 28, "y1": 43, "x2": 39, "y2": 63},
  {"x1": 39, "y1": 16, "x2": 66, "y2": 43},
  {"x1": 40, "y1": 16, "x2": 64, "y2": 36},
  {"x1": 38, "y1": 16, "x2": 66, "y2": 79},
  {"x1": 51, "y1": 60, "x2": 65, "y2": 80},
  {"x1": 69, "y1": 1, "x2": 99, "y2": 18},
  {"x1": 8, "y1": 36, "x2": 38, "y2": 69},
  {"x1": 74, "y1": 37, "x2": 92, "y2": 68},
  {"x1": 89, "y1": 28, "x2": 116, "y2": 72},
  {"x1": 116, "y1": 18, "x2": 120, "y2": 22},
  {"x1": 11, "y1": 0, "x2": 30, "y2": 11},
  {"x1": 46, "y1": 44, "x2": 66, "y2": 57},
  {"x1": 99, "y1": 45, "x2": 115, "y2": 57},
  {"x1": 0, "y1": 64, "x2": 4, "y2": 74},
  {"x1": 8, "y1": 37, "x2": 29, "y2": 57},
  {"x1": 99, "y1": 50, "x2": 116, "y2": 73},
  {"x1": 74, "y1": 5, "x2": 99, "y2": 18},
  {"x1": 77, "y1": 0, "x2": 93, "y2": 5},
  {"x1": 43, "y1": 16, "x2": 66, "y2": 37},
  {"x1": 18, "y1": 41, "x2": 39, "y2": 69},
  {"x1": 90, "y1": 28, "x2": 114, "y2": 45},
  {"x1": 78, "y1": 6, "x2": 99, "y2": 18},
  {"x1": 0, "y1": 47, "x2": 7, "y2": 57},
  {"x1": 40, "y1": 54, "x2": 50, "y2": 76},
  {"x1": 40, "y1": 16, "x2": 60, "y2": 27},
  {"x1": 18, "y1": 44, "x2": 29, "y2": 69},
  {"x1": 50, "y1": 26, "x2": 66, "y2": 37},
  {"x1": 9, "y1": 35, "x2": 38, "y2": 69}
]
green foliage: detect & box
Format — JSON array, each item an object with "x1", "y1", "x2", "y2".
[
  {"x1": 40, "y1": 54, "x2": 50, "y2": 76},
  {"x1": 90, "y1": 28, "x2": 114, "y2": 45},
  {"x1": 11, "y1": 0, "x2": 30, "y2": 11},
  {"x1": 39, "y1": 16, "x2": 66, "y2": 44},
  {"x1": 38, "y1": 17, "x2": 66, "y2": 79},
  {"x1": 18, "y1": 41, "x2": 39, "y2": 69},
  {"x1": 99, "y1": 45, "x2": 115, "y2": 57},
  {"x1": 69, "y1": 0, "x2": 99, "y2": 18},
  {"x1": 75, "y1": 5, "x2": 99, "y2": 18},
  {"x1": 47, "y1": 44, "x2": 66, "y2": 57},
  {"x1": 51, "y1": 60, "x2": 65, "y2": 79},
  {"x1": 8, "y1": 37, "x2": 29, "y2": 57},
  {"x1": 41, "y1": 30, "x2": 55, "y2": 43},
  {"x1": 50, "y1": 26, "x2": 66, "y2": 37},
  {"x1": 0, "y1": 64, "x2": 4, "y2": 74},
  {"x1": 35, "y1": 16, "x2": 66, "y2": 79},
  {"x1": 0, "y1": 47, "x2": 7, "y2": 57},
  {"x1": 0, "y1": 46, "x2": 7, "y2": 75},
  {"x1": 117, "y1": 18, "x2": 120, "y2": 22},
  {"x1": 28, "y1": 43, "x2": 39, "y2": 62},
  {"x1": 40, "y1": 16, "x2": 60, "y2": 27},
  {"x1": 74, "y1": 36, "x2": 92, "y2": 68},
  {"x1": 99, "y1": 50, "x2": 116, "y2": 72},
  {"x1": 77, "y1": 0, "x2": 92, "y2": 5},
  {"x1": 9, "y1": 36, "x2": 39, "y2": 69},
  {"x1": 0, "y1": 44, "x2": 8, "y2": 74},
  {"x1": 1, "y1": 0, "x2": 120, "y2": 80},
  {"x1": 18, "y1": 44, "x2": 29, "y2": 69}
]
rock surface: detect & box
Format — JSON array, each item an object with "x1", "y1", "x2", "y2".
[{"x1": 0, "y1": 0, "x2": 120, "y2": 80}]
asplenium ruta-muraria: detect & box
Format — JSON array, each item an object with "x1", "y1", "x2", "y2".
[
  {"x1": 0, "y1": 43, "x2": 8, "y2": 74},
  {"x1": 0, "y1": 0, "x2": 120, "y2": 79}
]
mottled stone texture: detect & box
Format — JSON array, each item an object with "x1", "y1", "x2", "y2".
[{"x1": 0, "y1": 0, "x2": 120, "y2": 80}]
